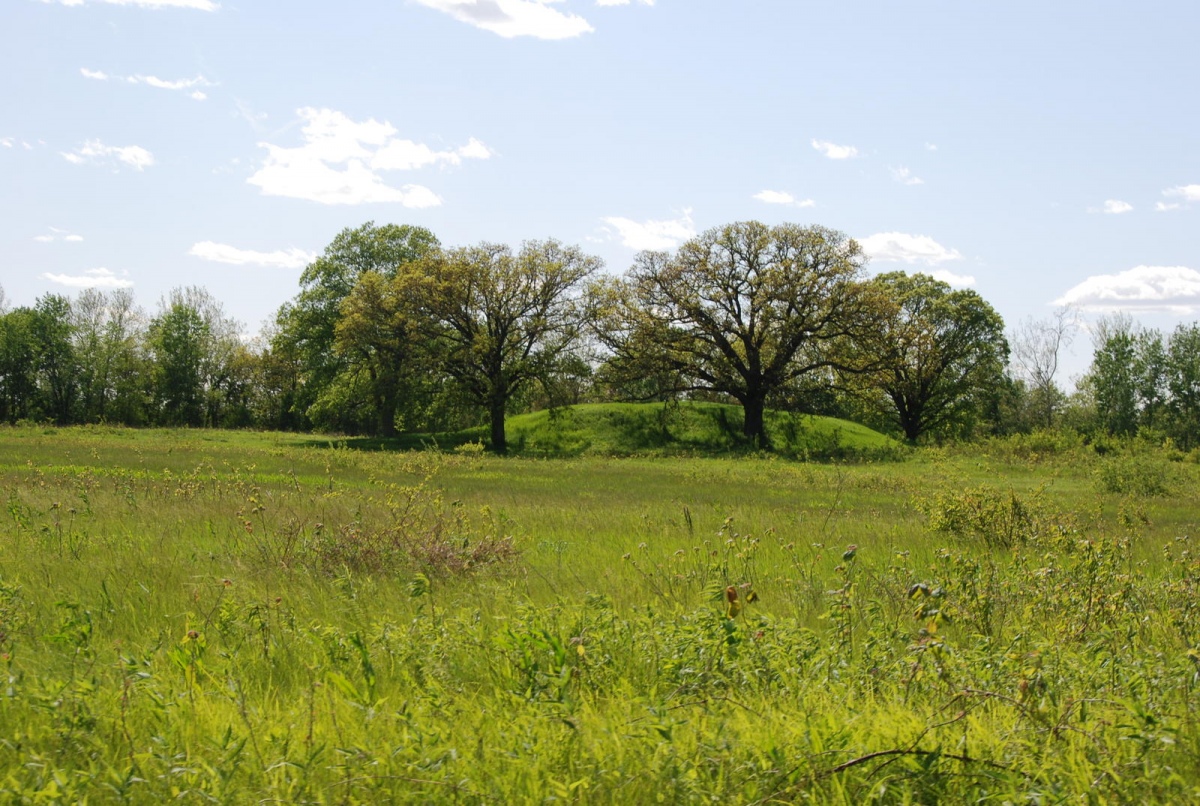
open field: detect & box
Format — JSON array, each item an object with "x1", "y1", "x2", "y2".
[{"x1": 2, "y1": 424, "x2": 1200, "y2": 803}]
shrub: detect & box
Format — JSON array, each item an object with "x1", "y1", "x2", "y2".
[
  {"x1": 917, "y1": 484, "x2": 1072, "y2": 549},
  {"x1": 1094, "y1": 454, "x2": 1173, "y2": 497}
]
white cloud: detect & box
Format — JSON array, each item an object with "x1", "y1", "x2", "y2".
[
  {"x1": 372, "y1": 137, "x2": 492, "y2": 170},
  {"x1": 413, "y1": 0, "x2": 594, "y2": 39},
  {"x1": 189, "y1": 241, "x2": 316, "y2": 269},
  {"x1": 1163, "y1": 184, "x2": 1200, "y2": 202},
  {"x1": 33, "y1": 228, "x2": 84, "y2": 243},
  {"x1": 62, "y1": 140, "x2": 154, "y2": 170},
  {"x1": 811, "y1": 139, "x2": 858, "y2": 160},
  {"x1": 42, "y1": 0, "x2": 218, "y2": 9},
  {"x1": 1, "y1": 137, "x2": 13, "y2": 148},
  {"x1": 925, "y1": 142, "x2": 938, "y2": 152},
  {"x1": 127, "y1": 74, "x2": 212, "y2": 93},
  {"x1": 84, "y1": 69, "x2": 213, "y2": 99},
  {"x1": 42, "y1": 268, "x2": 134, "y2": 289},
  {"x1": 859, "y1": 232, "x2": 964, "y2": 265},
  {"x1": 890, "y1": 166, "x2": 923, "y2": 186},
  {"x1": 1156, "y1": 202, "x2": 1182, "y2": 212},
  {"x1": 1055, "y1": 266, "x2": 1200, "y2": 313},
  {"x1": 248, "y1": 107, "x2": 488, "y2": 206},
  {"x1": 602, "y1": 209, "x2": 695, "y2": 250},
  {"x1": 928, "y1": 270, "x2": 976, "y2": 288},
  {"x1": 753, "y1": 190, "x2": 815, "y2": 208},
  {"x1": 596, "y1": 0, "x2": 654, "y2": 5},
  {"x1": 1088, "y1": 199, "x2": 1133, "y2": 214}
]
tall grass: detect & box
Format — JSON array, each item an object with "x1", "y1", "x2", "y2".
[{"x1": 1, "y1": 424, "x2": 1198, "y2": 802}]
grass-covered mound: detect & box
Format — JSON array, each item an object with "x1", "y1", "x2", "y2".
[{"x1": 388, "y1": 402, "x2": 900, "y2": 458}]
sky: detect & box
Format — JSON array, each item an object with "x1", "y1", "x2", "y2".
[{"x1": 2, "y1": 0, "x2": 1198, "y2": 381}]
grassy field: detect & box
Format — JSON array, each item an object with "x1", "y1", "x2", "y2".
[{"x1": 1, "y1": 423, "x2": 1199, "y2": 803}]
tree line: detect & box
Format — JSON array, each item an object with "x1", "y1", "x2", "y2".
[{"x1": 3, "y1": 220, "x2": 1197, "y2": 450}]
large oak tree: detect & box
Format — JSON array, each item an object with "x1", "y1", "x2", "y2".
[
  {"x1": 596, "y1": 221, "x2": 878, "y2": 446},
  {"x1": 860, "y1": 272, "x2": 1008, "y2": 442},
  {"x1": 408, "y1": 240, "x2": 600, "y2": 452}
]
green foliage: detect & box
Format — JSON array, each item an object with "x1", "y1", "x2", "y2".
[
  {"x1": 595, "y1": 221, "x2": 877, "y2": 447},
  {"x1": 0, "y1": 427, "x2": 1198, "y2": 802},
  {"x1": 408, "y1": 239, "x2": 601, "y2": 452},
  {"x1": 859, "y1": 272, "x2": 1009, "y2": 442},
  {"x1": 917, "y1": 484, "x2": 1073, "y2": 549},
  {"x1": 1094, "y1": 452, "x2": 1174, "y2": 497},
  {"x1": 273, "y1": 222, "x2": 440, "y2": 434}
]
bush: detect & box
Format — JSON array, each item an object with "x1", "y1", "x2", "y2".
[
  {"x1": 1094, "y1": 454, "x2": 1174, "y2": 497},
  {"x1": 917, "y1": 484, "x2": 1073, "y2": 549}
]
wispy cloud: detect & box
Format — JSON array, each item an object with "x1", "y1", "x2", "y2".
[
  {"x1": 43, "y1": 268, "x2": 134, "y2": 289},
  {"x1": 1055, "y1": 266, "x2": 1200, "y2": 313},
  {"x1": 34, "y1": 227, "x2": 84, "y2": 243},
  {"x1": 413, "y1": 0, "x2": 594, "y2": 39},
  {"x1": 890, "y1": 166, "x2": 923, "y2": 186},
  {"x1": 62, "y1": 140, "x2": 154, "y2": 171},
  {"x1": 811, "y1": 139, "x2": 858, "y2": 160},
  {"x1": 82, "y1": 68, "x2": 213, "y2": 100},
  {"x1": 247, "y1": 107, "x2": 490, "y2": 206},
  {"x1": 42, "y1": 0, "x2": 218, "y2": 10},
  {"x1": 859, "y1": 232, "x2": 964, "y2": 266},
  {"x1": 189, "y1": 241, "x2": 316, "y2": 269},
  {"x1": 596, "y1": 0, "x2": 653, "y2": 5},
  {"x1": 752, "y1": 190, "x2": 815, "y2": 208},
  {"x1": 1156, "y1": 202, "x2": 1182, "y2": 212},
  {"x1": 924, "y1": 142, "x2": 938, "y2": 152},
  {"x1": 602, "y1": 209, "x2": 695, "y2": 251}
]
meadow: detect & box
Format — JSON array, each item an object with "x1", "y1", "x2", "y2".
[{"x1": 1, "y1": 417, "x2": 1199, "y2": 803}]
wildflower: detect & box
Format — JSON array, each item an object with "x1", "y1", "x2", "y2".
[{"x1": 725, "y1": 586, "x2": 742, "y2": 619}]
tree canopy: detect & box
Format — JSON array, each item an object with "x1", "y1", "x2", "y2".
[
  {"x1": 596, "y1": 221, "x2": 877, "y2": 446},
  {"x1": 408, "y1": 240, "x2": 601, "y2": 452},
  {"x1": 858, "y1": 272, "x2": 1008, "y2": 442}
]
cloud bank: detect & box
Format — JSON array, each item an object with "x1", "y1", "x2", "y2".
[
  {"x1": 247, "y1": 107, "x2": 491, "y2": 206},
  {"x1": 1055, "y1": 265, "x2": 1200, "y2": 313}
]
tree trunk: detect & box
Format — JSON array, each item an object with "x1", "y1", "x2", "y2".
[
  {"x1": 742, "y1": 393, "x2": 769, "y2": 449},
  {"x1": 489, "y1": 392, "x2": 508, "y2": 453},
  {"x1": 378, "y1": 385, "x2": 397, "y2": 438}
]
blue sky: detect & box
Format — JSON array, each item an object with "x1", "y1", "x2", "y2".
[{"x1": 2, "y1": 0, "x2": 1198, "y2": 379}]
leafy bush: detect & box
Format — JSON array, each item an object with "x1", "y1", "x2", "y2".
[
  {"x1": 917, "y1": 484, "x2": 1073, "y2": 549},
  {"x1": 1094, "y1": 454, "x2": 1174, "y2": 497}
]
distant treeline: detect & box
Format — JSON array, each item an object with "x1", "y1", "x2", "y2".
[{"x1": 2, "y1": 221, "x2": 1198, "y2": 450}]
